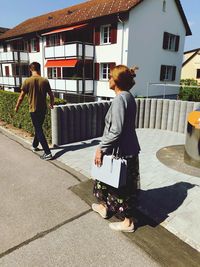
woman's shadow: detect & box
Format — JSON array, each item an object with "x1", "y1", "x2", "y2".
[{"x1": 135, "y1": 182, "x2": 196, "y2": 228}]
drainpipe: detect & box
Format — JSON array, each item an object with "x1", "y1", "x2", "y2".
[
  {"x1": 117, "y1": 13, "x2": 125, "y2": 65},
  {"x1": 36, "y1": 32, "x2": 44, "y2": 77}
]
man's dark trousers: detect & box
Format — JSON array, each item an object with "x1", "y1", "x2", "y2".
[{"x1": 30, "y1": 110, "x2": 51, "y2": 155}]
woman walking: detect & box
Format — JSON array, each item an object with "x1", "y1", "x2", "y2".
[{"x1": 92, "y1": 65, "x2": 140, "y2": 232}]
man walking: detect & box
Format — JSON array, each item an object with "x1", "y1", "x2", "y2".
[{"x1": 15, "y1": 62, "x2": 54, "y2": 160}]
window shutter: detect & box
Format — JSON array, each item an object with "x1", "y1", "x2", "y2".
[
  {"x1": 111, "y1": 23, "x2": 117, "y2": 44},
  {"x1": 28, "y1": 41, "x2": 31, "y2": 52},
  {"x1": 109, "y1": 62, "x2": 116, "y2": 71},
  {"x1": 175, "y1": 35, "x2": 180, "y2": 52},
  {"x1": 57, "y1": 67, "x2": 61, "y2": 79},
  {"x1": 46, "y1": 36, "x2": 49, "y2": 46},
  {"x1": 160, "y1": 65, "x2": 166, "y2": 81},
  {"x1": 95, "y1": 27, "x2": 100, "y2": 45},
  {"x1": 172, "y1": 66, "x2": 176, "y2": 81},
  {"x1": 163, "y1": 32, "x2": 169, "y2": 49},
  {"x1": 95, "y1": 63, "x2": 100, "y2": 80},
  {"x1": 36, "y1": 38, "x2": 40, "y2": 52},
  {"x1": 5, "y1": 66, "x2": 10, "y2": 76}
]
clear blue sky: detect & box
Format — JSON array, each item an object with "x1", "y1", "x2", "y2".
[{"x1": 0, "y1": 0, "x2": 199, "y2": 51}]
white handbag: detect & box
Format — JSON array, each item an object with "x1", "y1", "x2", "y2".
[{"x1": 91, "y1": 154, "x2": 127, "y2": 188}]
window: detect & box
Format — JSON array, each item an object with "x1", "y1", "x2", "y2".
[
  {"x1": 160, "y1": 65, "x2": 176, "y2": 81},
  {"x1": 21, "y1": 65, "x2": 29, "y2": 76},
  {"x1": 95, "y1": 24, "x2": 117, "y2": 45},
  {"x1": 47, "y1": 67, "x2": 61, "y2": 79},
  {"x1": 46, "y1": 34, "x2": 60, "y2": 47},
  {"x1": 3, "y1": 43, "x2": 7, "y2": 52},
  {"x1": 163, "y1": 32, "x2": 180, "y2": 51},
  {"x1": 30, "y1": 39, "x2": 37, "y2": 52},
  {"x1": 101, "y1": 63, "x2": 110, "y2": 80},
  {"x1": 12, "y1": 40, "x2": 26, "y2": 51},
  {"x1": 101, "y1": 25, "x2": 111, "y2": 44},
  {"x1": 197, "y1": 69, "x2": 200, "y2": 79},
  {"x1": 100, "y1": 63, "x2": 116, "y2": 80},
  {"x1": 13, "y1": 64, "x2": 29, "y2": 76}
]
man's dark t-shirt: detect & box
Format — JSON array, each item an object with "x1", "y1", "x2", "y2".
[{"x1": 21, "y1": 76, "x2": 52, "y2": 112}]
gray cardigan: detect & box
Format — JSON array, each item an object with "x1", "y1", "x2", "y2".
[{"x1": 99, "y1": 91, "x2": 140, "y2": 157}]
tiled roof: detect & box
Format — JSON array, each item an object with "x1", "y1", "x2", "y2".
[
  {"x1": 0, "y1": 0, "x2": 191, "y2": 41},
  {"x1": 0, "y1": 27, "x2": 9, "y2": 34}
]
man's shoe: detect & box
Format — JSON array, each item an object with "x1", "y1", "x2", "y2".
[
  {"x1": 31, "y1": 146, "x2": 40, "y2": 152},
  {"x1": 92, "y1": 203, "x2": 108, "y2": 219},
  {"x1": 109, "y1": 222, "x2": 135, "y2": 232},
  {"x1": 40, "y1": 153, "x2": 53, "y2": 160}
]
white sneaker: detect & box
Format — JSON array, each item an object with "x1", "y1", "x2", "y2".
[
  {"x1": 31, "y1": 146, "x2": 40, "y2": 152},
  {"x1": 109, "y1": 222, "x2": 135, "y2": 232}
]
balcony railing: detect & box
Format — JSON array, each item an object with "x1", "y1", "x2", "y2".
[
  {"x1": 0, "y1": 76, "x2": 27, "y2": 87},
  {"x1": 0, "y1": 51, "x2": 29, "y2": 63},
  {"x1": 45, "y1": 42, "x2": 94, "y2": 59},
  {"x1": 49, "y1": 79, "x2": 93, "y2": 94}
]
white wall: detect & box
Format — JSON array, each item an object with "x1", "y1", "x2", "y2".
[
  {"x1": 29, "y1": 39, "x2": 45, "y2": 77},
  {"x1": 95, "y1": 21, "x2": 129, "y2": 98},
  {"x1": 127, "y1": 0, "x2": 186, "y2": 97}
]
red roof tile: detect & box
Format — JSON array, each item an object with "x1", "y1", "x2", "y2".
[{"x1": 0, "y1": 0, "x2": 191, "y2": 40}]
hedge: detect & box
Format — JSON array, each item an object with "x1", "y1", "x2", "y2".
[
  {"x1": 0, "y1": 90, "x2": 66, "y2": 143},
  {"x1": 179, "y1": 79, "x2": 200, "y2": 102}
]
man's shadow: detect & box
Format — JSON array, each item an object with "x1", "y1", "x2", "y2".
[
  {"x1": 134, "y1": 182, "x2": 196, "y2": 228},
  {"x1": 52, "y1": 139, "x2": 100, "y2": 160}
]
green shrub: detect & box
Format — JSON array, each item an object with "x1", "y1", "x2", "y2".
[
  {"x1": 179, "y1": 79, "x2": 200, "y2": 101},
  {"x1": 0, "y1": 90, "x2": 66, "y2": 143}
]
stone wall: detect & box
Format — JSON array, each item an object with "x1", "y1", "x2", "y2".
[{"x1": 51, "y1": 99, "x2": 200, "y2": 146}]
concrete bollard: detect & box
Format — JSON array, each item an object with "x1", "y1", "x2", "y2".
[
  {"x1": 91, "y1": 103, "x2": 98, "y2": 138},
  {"x1": 67, "y1": 105, "x2": 76, "y2": 143},
  {"x1": 138, "y1": 99, "x2": 145, "y2": 128},
  {"x1": 144, "y1": 99, "x2": 151, "y2": 128},
  {"x1": 61, "y1": 106, "x2": 68, "y2": 144},
  {"x1": 149, "y1": 99, "x2": 157, "y2": 129},
  {"x1": 51, "y1": 107, "x2": 62, "y2": 146},
  {"x1": 135, "y1": 99, "x2": 140, "y2": 128},
  {"x1": 161, "y1": 99, "x2": 169, "y2": 130},
  {"x1": 167, "y1": 100, "x2": 175, "y2": 131},
  {"x1": 178, "y1": 101, "x2": 187, "y2": 133},
  {"x1": 172, "y1": 100, "x2": 181, "y2": 132},
  {"x1": 155, "y1": 99, "x2": 163, "y2": 129}
]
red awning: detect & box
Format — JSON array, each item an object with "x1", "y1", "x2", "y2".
[
  {"x1": 45, "y1": 59, "x2": 78, "y2": 67},
  {"x1": 42, "y1": 23, "x2": 87, "y2": 36}
]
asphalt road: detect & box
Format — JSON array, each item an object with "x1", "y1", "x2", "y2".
[{"x1": 0, "y1": 131, "x2": 159, "y2": 267}]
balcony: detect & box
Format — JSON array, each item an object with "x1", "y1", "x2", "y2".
[
  {"x1": 49, "y1": 79, "x2": 93, "y2": 94},
  {"x1": 0, "y1": 76, "x2": 27, "y2": 87},
  {"x1": 0, "y1": 51, "x2": 29, "y2": 63},
  {"x1": 44, "y1": 42, "x2": 94, "y2": 59}
]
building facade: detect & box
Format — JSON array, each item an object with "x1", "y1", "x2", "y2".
[
  {"x1": 0, "y1": 0, "x2": 191, "y2": 99},
  {"x1": 181, "y1": 48, "x2": 200, "y2": 84}
]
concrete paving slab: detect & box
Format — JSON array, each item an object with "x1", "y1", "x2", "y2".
[
  {"x1": 52, "y1": 129, "x2": 200, "y2": 252},
  {"x1": 0, "y1": 132, "x2": 89, "y2": 254},
  {"x1": 71, "y1": 180, "x2": 200, "y2": 266},
  {"x1": 0, "y1": 212, "x2": 159, "y2": 267}
]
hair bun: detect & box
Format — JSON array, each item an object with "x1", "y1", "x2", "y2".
[{"x1": 130, "y1": 65, "x2": 139, "y2": 78}]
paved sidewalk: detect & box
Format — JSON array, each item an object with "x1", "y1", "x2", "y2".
[
  {"x1": 50, "y1": 129, "x2": 200, "y2": 252},
  {"x1": 0, "y1": 129, "x2": 159, "y2": 267},
  {"x1": 0, "y1": 125, "x2": 200, "y2": 266}
]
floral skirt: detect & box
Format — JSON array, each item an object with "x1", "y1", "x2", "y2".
[{"x1": 93, "y1": 156, "x2": 140, "y2": 219}]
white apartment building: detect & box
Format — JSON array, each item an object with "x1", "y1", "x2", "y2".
[{"x1": 0, "y1": 0, "x2": 191, "y2": 99}]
